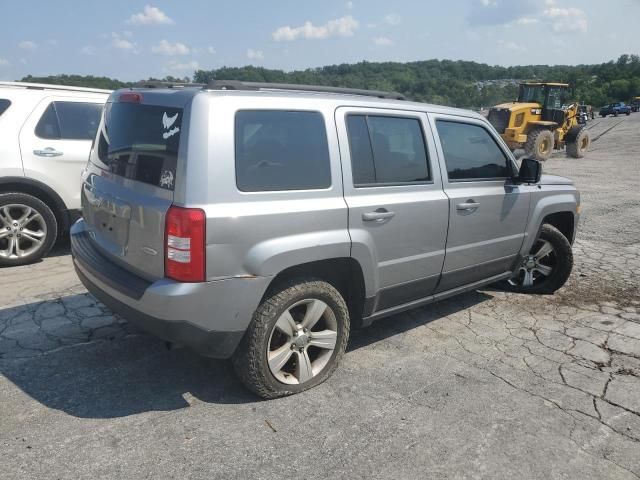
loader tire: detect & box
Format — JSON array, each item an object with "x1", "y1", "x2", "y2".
[
  {"x1": 566, "y1": 127, "x2": 590, "y2": 158},
  {"x1": 525, "y1": 128, "x2": 554, "y2": 161}
]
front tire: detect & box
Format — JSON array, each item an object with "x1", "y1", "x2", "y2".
[
  {"x1": 566, "y1": 127, "x2": 590, "y2": 158},
  {"x1": 232, "y1": 279, "x2": 350, "y2": 398},
  {"x1": 0, "y1": 193, "x2": 57, "y2": 267},
  {"x1": 525, "y1": 128, "x2": 555, "y2": 161},
  {"x1": 503, "y1": 224, "x2": 573, "y2": 294}
]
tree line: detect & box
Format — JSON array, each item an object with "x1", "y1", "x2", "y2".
[{"x1": 21, "y1": 54, "x2": 640, "y2": 109}]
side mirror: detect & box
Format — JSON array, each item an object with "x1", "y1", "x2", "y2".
[{"x1": 517, "y1": 157, "x2": 542, "y2": 184}]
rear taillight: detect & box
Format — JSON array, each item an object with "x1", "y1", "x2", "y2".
[{"x1": 165, "y1": 206, "x2": 206, "y2": 282}]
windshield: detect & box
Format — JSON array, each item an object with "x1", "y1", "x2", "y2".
[
  {"x1": 546, "y1": 87, "x2": 565, "y2": 109},
  {"x1": 93, "y1": 102, "x2": 182, "y2": 190},
  {"x1": 518, "y1": 85, "x2": 545, "y2": 104}
]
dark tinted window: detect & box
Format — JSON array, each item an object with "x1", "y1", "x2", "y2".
[
  {"x1": 436, "y1": 120, "x2": 511, "y2": 181},
  {"x1": 55, "y1": 102, "x2": 103, "y2": 140},
  {"x1": 35, "y1": 103, "x2": 61, "y2": 139},
  {"x1": 35, "y1": 101, "x2": 102, "y2": 140},
  {"x1": 546, "y1": 87, "x2": 564, "y2": 109},
  {"x1": 346, "y1": 116, "x2": 375, "y2": 184},
  {"x1": 0, "y1": 99, "x2": 11, "y2": 116},
  {"x1": 235, "y1": 110, "x2": 331, "y2": 192},
  {"x1": 346, "y1": 114, "x2": 430, "y2": 186},
  {"x1": 94, "y1": 102, "x2": 182, "y2": 190}
]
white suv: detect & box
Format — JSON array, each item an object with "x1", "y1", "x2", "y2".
[{"x1": 0, "y1": 82, "x2": 109, "y2": 266}]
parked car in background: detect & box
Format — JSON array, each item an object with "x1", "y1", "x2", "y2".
[
  {"x1": 599, "y1": 102, "x2": 631, "y2": 117},
  {"x1": 0, "y1": 82, "x2": 109, "y2": 266},
  {"x1": 72, "y1": 81, "x2": 580, "y2": 398},
  {"x1": 631, "y1": 97, "x2": 640, "y2": 113}
]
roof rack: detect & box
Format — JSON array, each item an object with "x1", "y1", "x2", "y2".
[
  {"x1": 135, "y1": 80, "x2": 206, "y2": 89},
  {"x1": 0, "y1": 81, "x2": 111, "y2": 94},
  {"x1": 206, "y1": 80, "x2": 406, "y2": 100}
]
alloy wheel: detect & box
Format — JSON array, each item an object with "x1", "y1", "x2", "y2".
[
  {"x1": 508, "y1": 239, "x2": 556, "y2": 288},
  {"x1": 0, "y1": 204, "x2": 47, "y2": 259},
  {"x1": 267, "y1": 298, "x2": 338, "y2": 385}
]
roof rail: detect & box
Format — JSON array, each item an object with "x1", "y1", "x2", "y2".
[
  {"x1": 206, "y1": 80, "x2": 406, "y2": 100},
  {"x1": 0, "y1": 81, "x2": 111, "y2": 94},
  {"x1": 135, "y1": 80, "x2": 206, "y2": 89}
]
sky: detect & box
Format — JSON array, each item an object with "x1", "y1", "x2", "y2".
[{"x1": 1, "y1": 0, "x2": 639, "y2": 81}]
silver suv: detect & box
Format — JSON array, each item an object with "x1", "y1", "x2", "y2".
[
  {"x1": 0, "y1": 82, "x2": 109, "y2": 266},
  {"x1": 71, "y1": 81, "x2": 580, "y2": 398}
]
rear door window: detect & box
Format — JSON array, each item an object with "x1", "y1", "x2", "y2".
[
  {"x1": 95, "y1": 102, "x2": 182, "y2": 190},
  {"x1": 235, "y1": 110, "x2": 331, "y2": 192},
  {"x1": 35, "y1": 101, "x2": 103, "y2": 140},
  {"x1": 0, "y1": 99, "x2": 10, "y2": 116},
  {"x1": 55, "y1": 102, "x2": 103, "y2": 140},
  {"x1": 346, "y1": 114, "x2": 430, "y2": 186},
  {"x1": 35, "y1": 103, "x2": 61, "y2": 139}
]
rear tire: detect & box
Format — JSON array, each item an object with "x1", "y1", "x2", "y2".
[
  {"x1": 525, "y1": 128, "x2": 554, "y2": 161},
  {"x1": 502, "y1": 224, "x2": 573, "y2": 294},
  {"x1": 566, "y1": 127, "x2": 590, "y2": 158},
  {"x1": 0, "y1": 193, "x2": 57, "y2": 267},
  {"x1": 232, "y1": 278, "x2": 350, "y2": 399}
]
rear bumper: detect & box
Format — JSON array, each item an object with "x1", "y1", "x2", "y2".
[{"x1": 70, "y1": 220, "x2": 271, "y2": 358}]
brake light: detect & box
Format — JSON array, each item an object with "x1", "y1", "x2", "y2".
[
  {"x1": 165, "y1": 206, "x2": 206, "y2": 282},
  {"x1": 119, "y1": 92, "x2": 142, "y2": 103}
]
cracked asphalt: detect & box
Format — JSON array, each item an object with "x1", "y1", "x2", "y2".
[{"x1": 1, "y1": 114, "x2": 639, "y2": 479}]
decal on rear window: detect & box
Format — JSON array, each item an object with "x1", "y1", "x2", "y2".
[
  {"x1": 159, "y1": 170, "x2": 174, "y2": 189},
  {"x1": 162, "y1": 111, "x2": 180, "y2": 139}
]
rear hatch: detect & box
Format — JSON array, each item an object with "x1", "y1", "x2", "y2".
[{"x1": 81, "y1": 89, "x2": 194, "y2": 281}]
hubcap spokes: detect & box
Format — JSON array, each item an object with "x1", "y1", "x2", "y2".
[
  {"x1": 509, "y1": 239, "x2": 556, "y2": 288},
  {"x1": 0, "y1": 204, "x2": 46, "y2": 259},
  {"x1": 267, "y1": 299, "x2": 338, "y2": 385}
]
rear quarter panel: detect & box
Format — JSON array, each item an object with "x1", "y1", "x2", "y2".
[{"x1": 182, "y1": 93, "x2": 350, "y2": 281}]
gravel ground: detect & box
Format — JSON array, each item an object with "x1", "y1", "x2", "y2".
[{"x1": 1, "y1": 114, "x2": 639, "y2": 479}]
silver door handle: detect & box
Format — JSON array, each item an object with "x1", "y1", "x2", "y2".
[
  {"x1": 456, "y1": 201, "x2": 480, "y2": 211},
  {"x1": 362, "y1": 210, "x2": 395, "y2": 221},
  {"x1": 33, "y1": 147, "x2": 63, "y2": 157}
]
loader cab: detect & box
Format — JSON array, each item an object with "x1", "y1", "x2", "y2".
[{"x1": 517, "y1": 83, "x2": 569, "y2": 124}]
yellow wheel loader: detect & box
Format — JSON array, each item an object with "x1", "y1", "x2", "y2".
[{"x1": 487, "y1": 82, "x2": 590, "y2": 161}]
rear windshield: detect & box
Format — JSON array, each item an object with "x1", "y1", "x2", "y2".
[{"x1": 94, "y1": 102, "x2": 182, "y2": 190}]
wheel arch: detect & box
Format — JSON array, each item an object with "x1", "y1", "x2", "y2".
[
  {"x1": 0, "y1": 176, "x2": 71, "y2": 236},
  {"x1": 262, "y1": 258, "x2": 367, "y2": 327},
  {"x1": 542, "y1": 211, "x2": 575, "y2": 244},
  {"x1": 524, "y1": 121, "x2": 557, "y2": 134},
  {"x1": 521, "y1": 194, "x2": 578, "y2": 255}
]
